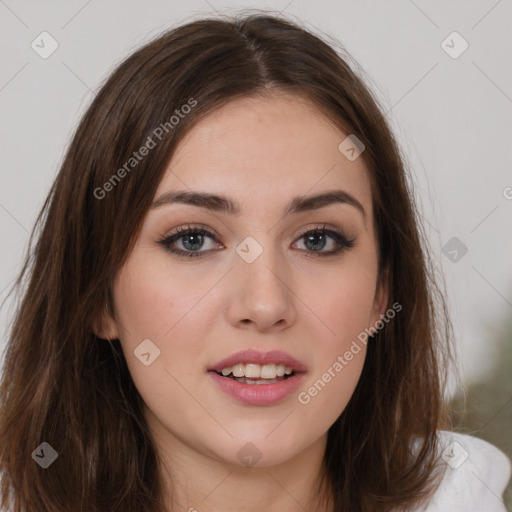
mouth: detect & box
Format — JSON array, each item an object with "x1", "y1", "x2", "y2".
[
  {"x1": 207, "y1": 349, "x2": 307, "y2": 406},
  {"x1": 212, "y1": 363, "x2": 298, "y2": 385}
]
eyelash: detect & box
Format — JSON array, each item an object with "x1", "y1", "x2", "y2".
[{"x1": 158, "y1": 224, "x2": 356, "y2": 259}]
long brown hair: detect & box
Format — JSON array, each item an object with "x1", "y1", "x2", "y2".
[{"x1": 0, "y1": 11, "x2": 454, "y2": 511}]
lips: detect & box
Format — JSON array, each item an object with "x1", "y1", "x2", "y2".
[
  {"x1": 208, "y1": 370, "x2": 306, "y2": 406},
  {"x1": 207, "y1": 349, "x2": 307, "y2": 406},
  {"x1": 209, "y1": 349, "x2": 307, "y2": 373}
]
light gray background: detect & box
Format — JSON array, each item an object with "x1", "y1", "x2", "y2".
[{"x1": 1, "y1": 0, "x2": 511, "y2": 396}]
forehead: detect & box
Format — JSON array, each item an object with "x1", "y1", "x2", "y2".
[{"x1": 157, "y1": 93, "x2": 373, "y2": 221}]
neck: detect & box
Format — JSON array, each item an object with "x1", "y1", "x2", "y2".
[{"x1": 145, "y1": 409, "x2": 334, "y2": 512}]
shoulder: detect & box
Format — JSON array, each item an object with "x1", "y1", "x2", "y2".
[{"x1": 415, "y1": 430, "x2": 511, "y2": 512}]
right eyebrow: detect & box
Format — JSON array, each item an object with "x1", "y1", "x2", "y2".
[{"x1": 151, "y1": 190, "x2": 241, "y2": 215}]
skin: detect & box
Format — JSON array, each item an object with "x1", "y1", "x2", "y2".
[{"x1": 98, "y1": 92, "x2": 388, "y2": 511}]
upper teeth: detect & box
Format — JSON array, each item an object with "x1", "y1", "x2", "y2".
[{"x1": 221, "y1": 363, "x2": 293, "y2": 379}]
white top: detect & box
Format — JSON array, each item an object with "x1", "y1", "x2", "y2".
[{"x1": 415, "y1": 430, "x2": 511, "y2": 511}]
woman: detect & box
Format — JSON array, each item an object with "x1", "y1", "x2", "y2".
[{"x1": 1, "y1": 11, "x2": 509, "y2": 512}]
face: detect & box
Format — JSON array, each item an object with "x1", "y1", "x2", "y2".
[{"x1": 101, "y1": 93, "x2": 387, "y2": 469}]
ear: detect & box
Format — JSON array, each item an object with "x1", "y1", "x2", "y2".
[
  {"x1": 369, "y1": 266, "x2": 389, "y2": 328},
  {"x1": 92, "y1": 303, "x2": 119, "y2": 341}
]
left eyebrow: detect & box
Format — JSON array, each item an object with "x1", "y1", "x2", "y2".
[
  {"x1": 284, "y1": 190, "x2": 366, "y2": 223},
  {"x1": 151, "y1": 188, "x2": 366, "y2": 223}
]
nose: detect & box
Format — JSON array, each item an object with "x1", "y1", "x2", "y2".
[{"x1": 225, "y1": 242, "x2": 297, "y2": 332}]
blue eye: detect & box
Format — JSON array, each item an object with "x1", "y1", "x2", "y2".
[
  {"x1": 292, "y1": 226, "x2": 356, "y2": 256},
  {"x1": 158, "y1": 224, "x2": 355, "y2": 259},
  {"x1": 158, "y1": 225, "x2": 220, "y2": 258}
]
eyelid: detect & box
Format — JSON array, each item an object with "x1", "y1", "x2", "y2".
[
  {"x1": 162, "y1": 222, "x2": 350, "y2": 242},
  {"x1": 292, "y1": 223, "x2": 356, "y2": 255},
  {"x1": 164, "y1": 223, "x2": 221, "y2": 239},
  {"x1": 158, "y1": 222, "x2": 355, "y2": 258},
  {"x1": 159, "y1": 224, "x2": 222, "y2": 247},
  {"x1": 295, "y1": 222, "x2": 345, "y2": 239}
]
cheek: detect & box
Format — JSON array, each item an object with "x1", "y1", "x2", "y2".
[
  {"x1": 298, "y1": 345, "x2": 367, "y2": 416},
  {"x1": 296, "y1": 261, "x2": 375, "y2": 419},
  {"x1": 314, "y1": 259, "x2": 378, "y2": 347},
  {"x1": 110, "y1": 257, "x2": 213, "y2": 428},
  {"x1": 112, "y1": 252, "x2": 212, "y2": 342},
  {"x1": 111, "y1": 252, "x2": 220, "y2": 388}
]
